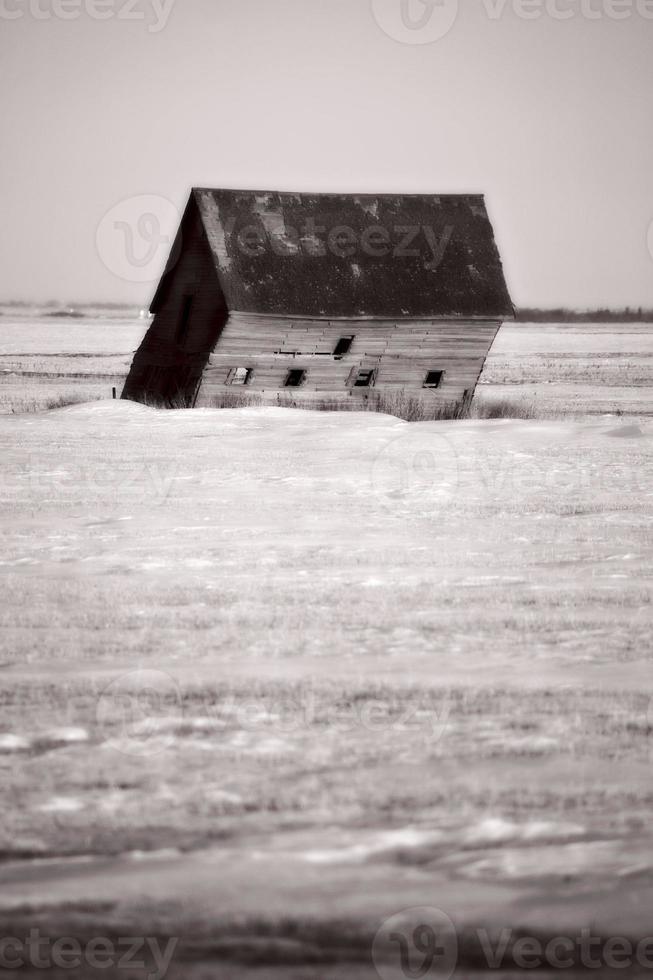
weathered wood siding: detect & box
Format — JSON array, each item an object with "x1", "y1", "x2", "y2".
[{"x1": 197, "y1": 313, "x2": 501, "y2": 404}]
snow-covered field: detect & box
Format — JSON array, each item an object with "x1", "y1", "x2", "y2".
[
  {"x1": 0, "y1": 316, "x2": 652, "y2": 976},
  {"x1": 482, "y1": 321, "x2": 653, "y2": 416},
  {"x1": 1, "y1": 395, "x2": 653, "y2": 975},
  {"x1": 0, "y1": 312, "x2": 142, "y2": 413}
]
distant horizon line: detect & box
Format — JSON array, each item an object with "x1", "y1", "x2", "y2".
[{"x1": 2, "y1": 300, "x2": 653, "y2": 318}]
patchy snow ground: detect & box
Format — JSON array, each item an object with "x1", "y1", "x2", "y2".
[{"x1": 0, "y1": 401, "x2": 652, "y2": 974}]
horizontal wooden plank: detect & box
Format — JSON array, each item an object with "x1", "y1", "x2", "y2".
[{"x1": 128, "y1": 305, "x2": 499, "y2": 403}]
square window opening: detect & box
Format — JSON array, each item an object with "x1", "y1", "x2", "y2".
[
  {"x1": 228, "y1": 367, "x2": 253, "y2": 386},
  {"x1": 333, "y1": 336, "x2": 355, "y2": 358},
  {"x1": 423, "y1": 370, "x2": 444, "y2": 389},
  {"x1": 285, "y1": 369, "x2": 306, "y2": 388},
  {"x1": 353, "y1": 369, "x2": 376, "y2": 388}
]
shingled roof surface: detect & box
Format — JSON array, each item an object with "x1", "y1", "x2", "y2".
[{"x1": 192, "y1": 188, "x2": 513, "y2": 319}]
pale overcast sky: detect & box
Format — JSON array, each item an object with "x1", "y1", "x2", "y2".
[{"x1": 1, "y1": 0, "x2": 652, "y2": 308}]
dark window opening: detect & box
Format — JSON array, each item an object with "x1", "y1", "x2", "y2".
[
  {"x1": 228, "y1": 367, "x2": 253, "y2": 386},
  {"x1": 285, "y1": 369, "x2": 306, "y2": 387},
  {"x1": 175, "y1": 295, "x2": 194, "y2": 345},
  {"x1": 333, "y1": 336, "x2": 355, "y2": 358},
  {"x1": 423, "y1": 370, "x2": 445, "y2": 389},
  {"x1": 353, "y1": 369, "x2": 376, "y2": 388}
]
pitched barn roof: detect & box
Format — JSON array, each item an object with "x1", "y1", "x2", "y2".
[{"x1": 156, "y1": 188, "x2": 514, "y2": 320}]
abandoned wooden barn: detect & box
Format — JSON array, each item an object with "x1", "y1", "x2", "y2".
[{"x1": 122, "y1": 188, "x2": 514, "y2": 407}]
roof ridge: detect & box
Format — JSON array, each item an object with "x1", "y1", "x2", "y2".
[{"x1": 193, "y1": 187, "x2": 486, "y2": 200}]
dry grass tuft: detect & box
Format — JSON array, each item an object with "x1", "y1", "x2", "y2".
[
  {"x1": 470, "y1": 398, "x2": 538, "y2": 420},
  {"x1": 205, "y1": 390, "x2": 264, "y2": 410},
  {"x1": 217, "y1": 390, "x2": 539, "y2": 422},
  {"x1": 306, "y1": 391, "x2": 469, "y2": 422},
  {"x1": 129, "y1": 387, "x2": 541, "y2": 421}
]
